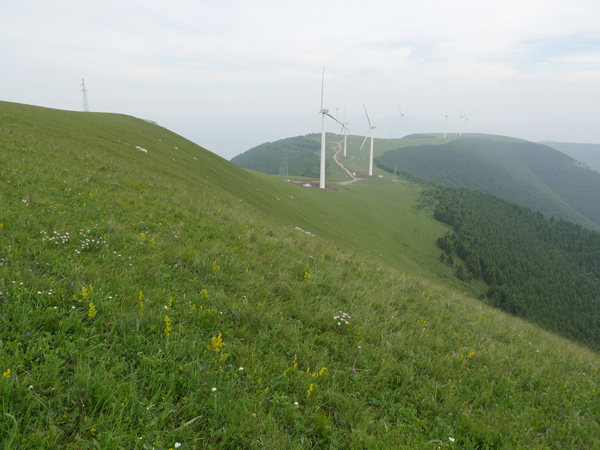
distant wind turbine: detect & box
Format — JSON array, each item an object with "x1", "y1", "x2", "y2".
[
  {"x1": 459, "y1": 110, "x2": 464, "y2": 137},
  {"x1": 441, "y1": 114, "x2": 449, "y2": 138},
  {"x1": 341, "y1": 107, "x2": 350, "y2": 157},
  {"x1": 291, "y1": 68, "x2": 343, "y2": 189},
  {"x1": 359, "y1": 105, "x2": 377, "y2": 176},
  {"x1": 398, "y1": 105, "x2": 405, "y2": 139}
]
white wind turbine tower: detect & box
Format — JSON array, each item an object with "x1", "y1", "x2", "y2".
[
  {"x1": 341, "y1": 108, "x2": 350, "y2": 157},
  {"x1": 441, "y1": 114, "x2": 449, "y2": 138},
  {"x1": 397, "y1": 105, "x2": 405, "y2": 138},
  {"x1": 316, "y1": 71, "x2": 343, "y2": 188},
  {"x1": 359, "y1": 105, "x2": 377, "y2": 176},
  {"x1": 291, "y1": 68, "x2": 344, "y2": 189}
]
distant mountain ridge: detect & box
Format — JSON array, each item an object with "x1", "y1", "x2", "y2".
[
  {"x1": 543, "y1": 141, "x2": 600, "y2": 173},
  {"x1": 376, "y1": 137, "x2": 600, "y2": 230}
]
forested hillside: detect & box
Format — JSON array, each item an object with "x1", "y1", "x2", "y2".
[
  {"x1": 231, "y1": 135, "x2": 323, "y2": 178},
  {"x1": 427, "y1": 186, "x2": 600, "y2": 349},
  {"x1": 376, "y1": 138, "x2": 600, "y2": 230}
]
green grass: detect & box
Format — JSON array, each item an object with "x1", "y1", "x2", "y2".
[{"x1": 2, "y1": 101, "x2": 600, "y2": 448}]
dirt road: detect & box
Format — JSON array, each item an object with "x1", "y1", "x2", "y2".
[{"x1": 331, "y1": 139, "x2": 363, "y2": 185}]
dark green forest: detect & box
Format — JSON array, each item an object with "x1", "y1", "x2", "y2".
[
  {"x1": 231, "y1": 134, "x2": 328, "y2": 178},
  {"x1": 376, "y1": 138, "x2": 600, "y2": 230},
  {"x1": 427, "y1": 186, "x2": 600, "y2": 350}
]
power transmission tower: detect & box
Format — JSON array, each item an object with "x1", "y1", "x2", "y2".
[{"x1": 81, "y1": 79, "x2": 89, "y2": 112}]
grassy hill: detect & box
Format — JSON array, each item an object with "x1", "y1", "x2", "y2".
[
  {"x1": 376, "y1": 137, "x2": 600, "y2": 230},
  {"x1": 230, "y1": 133, "x2": 455, "y2": 181},
  {"x1": 235, "y1": 133, "x2": 600, "y2": 231},
  {"x1": 232, "y1": 132, "x2": 527, "y2": 181},
  {"x1": 230, "y1": 135, "x2": 348, "y2": 181},
  {"x1": 2, "y1": 101, "x2": 600, "y2": 448}
]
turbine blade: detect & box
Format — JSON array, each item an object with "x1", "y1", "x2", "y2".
[
  {"x1": 398, "y1": 104, "x2": 403, "y2": 116},
  {"x1": 291, "y1": 111, "x2": 320, "y2": 134},
  {"x1": 358, "y1": 134, "x2": 369, "y2": 152},
  {"x1": 364, "y1": 105, "x2": 372, "y2": 128},
  {"x1": 321, "y1": 67, "x2": 325, "y2": 111},
  {"x1": 325, "y1": 112, "x2": 344, "y2": 126}
]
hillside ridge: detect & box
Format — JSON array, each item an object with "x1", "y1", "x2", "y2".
[{"x1": 2, "y1": 101, "x2": 600, "y2": 448}]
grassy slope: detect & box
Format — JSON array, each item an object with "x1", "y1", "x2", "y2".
[
  {"x1": 2, "y1": 101, "x2": 600, "y2": 448},
  {"x1": 217, "y1": 131, "x2": 461, "y2": 289},
  {"x1": 242, "y1": 171, "x2": 461, "y2": 289}
]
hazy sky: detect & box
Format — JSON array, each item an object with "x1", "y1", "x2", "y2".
[{"x1": 2, "y1": 0, "x2": 599, "y2": 159}]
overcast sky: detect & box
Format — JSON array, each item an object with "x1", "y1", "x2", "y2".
[{"x1": 2, "y1": 0, "x2": 599, "y2": 159}]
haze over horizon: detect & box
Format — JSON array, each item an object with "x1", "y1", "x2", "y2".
[{"x1": 2, "y1": 0, "x2": 599, "y2": 159}]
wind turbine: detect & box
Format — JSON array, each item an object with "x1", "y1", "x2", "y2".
[
  {"x1": 359, "y1": 105, "x2": 377, "y2": 176},
  {"x1": 441, "y1": 114, "x2": 449, "y2": 138},
  {"x1": 463, "y1": 113, "x2": 468, "y2": 134},
  {"x1": 316, "y1": 69, "x2": 344, "y2": 188},
  {"x1": 459, "y1": 110, "x2": 464, "y2": 137},
  {"x1": 290, "y1": 68, "x2": 343, "y2": 189},
  {"x1": 341, "y1": 108, "x2": 350, "y2": 157},
  {"x1": 398, "y1": 105, "x2": 405, "y2": 139}
]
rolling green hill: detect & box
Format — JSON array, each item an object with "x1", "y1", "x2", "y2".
[
  {"x1": 231, "y1": 132, "x2": 456, "y2": 181},
  {"x1": 231, "y1": 134, "x2": 349, "y2": 181},
  {"x1": 232, "y1": 133, "x2": 600, "y2": 231},
  {"x1": 376, "y1": 137, "x2": 600, "y2": 230},
  {"x1": 230, "y1": 131, "x2": 600, "y2": 351},
  {"x1": 2, "y1": 101, "x2": 600, "y2": 448},
  {"x1": 231, "y1": 132, "x2": 528, "y2": 182}
]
